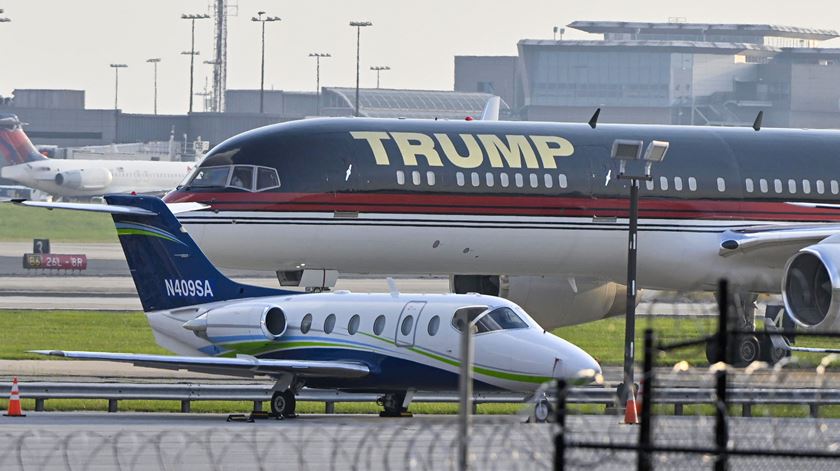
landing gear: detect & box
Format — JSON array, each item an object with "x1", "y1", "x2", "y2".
[
  {"x1": 270, "y1": 390, "x2": 297, "y2": 418},
  {"x1": 533, "y1": 396, "x2": 554, "y2": 423},
  {"x1": 705, "y1": 295, "x2": 794, "y2": 366},
  {"x1": 378, "y1": 391, "x2": 413, "y2": 417}
]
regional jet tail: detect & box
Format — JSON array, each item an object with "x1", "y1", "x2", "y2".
[
  {"x1": 21, "y1": 195, "x2": 600, "y2": 418},
  {"x1": 0, "y1": 113, "x2": 194, "y2": 198}
]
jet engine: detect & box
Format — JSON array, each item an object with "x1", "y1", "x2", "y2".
[
  {"x1": 782, "y1": 244, "x2": 840, "y2": 331},
  {"x1": 182, "y1": 303, "x2": 287, "y2": 341},
  {"x1": 451, "y1": 275, "x2": 628, "y2": 329},
  {"x1": 54, "y1": 168, "x2": 113, "y2": 190}
]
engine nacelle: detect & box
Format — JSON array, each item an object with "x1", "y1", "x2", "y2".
[
  {"x1": 182, "y1": 303, "x2": 287, "y2": 342},
  {"x1": 54, "y1": 168, "x2": 113, "y2": 190},
  {"x1": 451, "y1": 275, "x2": 628, "y2": 329},
  {"x1": 782, "y1": 244, "x2": 840, "y2": 331}
]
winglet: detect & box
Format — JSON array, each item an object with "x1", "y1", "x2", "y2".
[
  {"x1": 753, "y1": 111, "x2": 763, "y2": 131},
  {"x1": 387, "y1": 277, "x2": 400, "y2": 297},
  {"x1": 480, "y1": 96, "x2": 501, "y2": 121},
  {"x1": 588, "y1": 108, "x2": 601, "y2": 129}
]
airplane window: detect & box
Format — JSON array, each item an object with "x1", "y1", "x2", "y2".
[
  {"x1": 688, "y1": 177, "x2": 697, "y2": 191},
  {"x1": 456, "y1": 172, "x2": 465, "y2": 187},
  {"x1": 300, "y1": 313, "x2": 313, "y2": 334},
  {"x1": 802, "y1": 180, "x2": 811, "y2": 194},
  {"x1": 479, "y1": 307, "x2": 529, "y2": 331},
  {"x1": 451, "y1": 306, "x2": 489, "y2": 333},
  {"x1": 324, "y1": 314, "x2": 336, "y2": 334},
  {"x1": 832, "y1": 180, "x2": 839, "y2": 195},
  {"x1": 817, "y1": 180, "x2": 825, "y2": 194},
  {"x1": 485, "y1": 173, "x2": 495, "y2": 187},
  {"x1": 396, "y1": 170, "x2": 405, "y2": 185},
  {"x1": 500, "y1": 173, "x2": 510, "y2": 188},
  {"x1": 745, "y1": 178, "x2": 754, "y2": 193},
  {"x1": 400, "y1": 315, "x2": 414, "y2": 336},
  {"x1": 774, "y1": 179, "x2": 782, "y2": 194},
  {"x1": 229, "y1": 166, "x2": 254, "y2": 191},
  {"x1": 544, "y1": 174, "x2": 553, "y2": 189},
  {"x1": 412, "y1": 171, "x2": 421, "y2": 186},
  {"x1": 659, "y1": 176, "x2": 668, "y2": 191},
  {"x1": 427, "y1": 315, "x2": 440, "y2": 336},
  {"x1": 426, "y1": 171, "x2": 435, "y2": 186},
  {"x1": 471, "y1": 172, "x2": 480, "y2": 187},
  {"x1": 515, "y1": 173, "x2": 524, "y2": 188},
  {"x1": 645, "y1": 179, "x2": 654, "y2": 191},
  {"x1": 674, "y1": 177, "x2": 683, "y2": 191},
  {"x1": 759, "y1": 179, "x2": 768, "y2": 193},
  {"x1": 558, "y1": 174, "x2": 568, "y2": 189},
  {"x1": 788, "y1": 179, "x2": 797, "y2": 194},
  {"x1": 373, "y1": 315, "x2": 386, "y2": 335},
  {"x1": 714, "y1": 177, "x2": 724, "y2": 192},
  {"x1": 188, "y1": 166, "x2": 230, "y2": 188},
  {"x1": 348, "y1": 315, "x2": 360, "y2": 335},
  {"x1": 529, "y1": 174, "x2": 538, "y2": 188}
]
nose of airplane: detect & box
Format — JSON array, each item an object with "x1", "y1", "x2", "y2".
[{"x1": 559, "y1": 343, "x2": 601, "y2": 381}]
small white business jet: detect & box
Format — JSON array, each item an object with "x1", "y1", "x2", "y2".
[
  {"x1": 0, "y1": 114, "x2": 193, "y2": 198},
  {"x1": 21, "y1": 195, "x2": 600, "y2": 418}
]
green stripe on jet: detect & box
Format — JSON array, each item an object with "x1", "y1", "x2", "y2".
[{"x1": 117, "y1": 228, "x2": 179, "y2": 243}]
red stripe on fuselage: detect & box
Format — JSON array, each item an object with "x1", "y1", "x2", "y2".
[{"x1": 164, "y1": 191, "x2": 840, "y2": 222}]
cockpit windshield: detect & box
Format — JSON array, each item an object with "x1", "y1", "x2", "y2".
[
  {"x1": 189, "y1": 166, "x2": 231, "y2": 188},
  {"x1": 181, "y1": 164, "x2": 281, "y2": 192},
  {"x1": 451, "y1": 306, "x2": 529, "y2": 334}
]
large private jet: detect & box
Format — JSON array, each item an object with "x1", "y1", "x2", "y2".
[
  {"x1": 0, "y1": 114, "x2": 193, "y2": 198},
  {"x1": 26, "y1": 194, "x2": 600, "y2": 418},
  {"x1": 156, "y1": 113, "x2": 840, "y2": 365}
]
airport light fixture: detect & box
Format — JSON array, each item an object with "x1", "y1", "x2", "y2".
[
  {"x1": 0, "y1": 9, "x2": 9, "y2": 23},
  {"x1": 181, "y1": 13, "x2": 210, "y2": 114},
  {"x1": 349, "y1": 21, "x2": 373, "y2": 117},
  {"x1": 611, "y1": 139, "x2": 670, "y2": 410},
  {"x1": 308, "y1": 53, "x2": 331, "y2": 116},
  {"x1": 109, "y1": 64, "x2": 128, "y2": 110},
  {"x1": 370, "y1": 65, "x2": 390, "y2": 89},
  {"x1": 251, "y1": 12, "x2": 282, "y2": 114},
  {"x1": 146, "y1": 58, "x2": 161, "y2": 115}
]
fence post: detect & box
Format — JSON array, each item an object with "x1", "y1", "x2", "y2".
[
  {"x1": 715, "y1": 279, "x2": 730, "y2": 471},
  {"x1": 638, "y1": 328, "x2": 655, "y2": 471},
  {"x1": 554, "y1": 379, "x2": 567, "y2": 471}
]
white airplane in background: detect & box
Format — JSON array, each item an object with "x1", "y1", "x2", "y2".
[
  {"x1": 21, "y1": 194, "x2": 600, "y2": 419},
  {"x1": 0, "y1": 114, "x2": 193, "y2": 198}
]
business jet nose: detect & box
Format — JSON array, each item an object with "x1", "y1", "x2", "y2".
[{"x1": 559, "y1": 343, "x2": 601, "y2": 382}]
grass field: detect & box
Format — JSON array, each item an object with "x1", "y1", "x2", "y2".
[{"x1": 0, "y1": 205, "x2": 117, "y2": 242}]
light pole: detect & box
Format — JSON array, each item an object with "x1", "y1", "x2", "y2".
[
  {"x1": 181, "y1": 13, "x2": 210, "y2": 113},
  {"x1": 370, "y1": 66, "x2": 390, "y2": 89},
  {"x1": 252, "y1": 12, "x2": 281, "y2": 114},
  {"x1": 308, "y1": 53, "x2": 331, "y2": 115},
  {"x1": 146, "y1": 58, "x2": 161, "y2": 115},
  {"x1": 611, "y1": 139, "x2": 669, "y2": 410},
  {"x1": 349, "y1": 21, "x2": 372, "y2": 117},
  {"x1": 0, "y1": 9, "x2": 10, "y2": 23},
  {"x1": 109, "y1": 64, "x2": 128, "y2": 110}
]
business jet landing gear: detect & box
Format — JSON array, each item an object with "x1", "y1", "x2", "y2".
[
  {"x1": 378, "y1": 391, "x2": 413, "y2": 417},
  {"x1": 271, "y1": 390, "x2": 297, "y2": 418},
  {"x1": 705, "y1": 291, "x2": 760, "y2": 367}
]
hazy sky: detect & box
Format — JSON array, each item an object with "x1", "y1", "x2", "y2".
[{"x1": 2, "y1": 1, "x2": 839, "y2": 114}]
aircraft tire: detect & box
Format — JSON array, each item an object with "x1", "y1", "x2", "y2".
[
  {"x1": 271, "y1": 390, "x2": 297, "y2": 418},
  {"x1": 732, "y1": 335, "x2": 760, "y2": 367},
  {"x1": 534, "y1": 398, "x2": 553, "y2": 423}
]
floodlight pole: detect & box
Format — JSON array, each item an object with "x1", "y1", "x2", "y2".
[
  {"x1": 309, "y1": 53, "x2": 331, "y2": 116},
  {"x1": 181, "y1": 13, "x2": 210, "y2": 114},
  {"x1": 370, "y1": 65, "x2": 390, "y2": 89},
  {"x1": 350, "y1": 21, "x2": 372, "y2": 117},
  {"x1": 146, "y1": 58, "x2": 161, "y2": 115},
  {"x1": 252, "y1": 12, "x2": 281, "y2": 114}
]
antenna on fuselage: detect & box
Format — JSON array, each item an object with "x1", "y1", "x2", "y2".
[
  {"x1": 752, "y1": 111, "x2": 764, "y2": 131},
  {"x1": 588, "y1": 108, "x2": 601, "y2": 129},
  {"x1": 386, "y1": 277, "x2": 400, "y2": 298}
]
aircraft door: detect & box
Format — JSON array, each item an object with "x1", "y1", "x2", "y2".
[{"x1": 395, "y1": 301, "x2": 426, "y2": 347}]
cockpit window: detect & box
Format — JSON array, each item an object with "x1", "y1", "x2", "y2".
[
  {"x1": 229, "y1": 166, "x2": 254, "y2": 190},
  {"x1": 451, "y1": 306, "x2": 527, "y2": 334},
  {"x1": 188, "y1": 166, "x2": 231, "y2": 188},
  {"x1": 257, "y1": 167, "x2": 281, "y2": 191}
]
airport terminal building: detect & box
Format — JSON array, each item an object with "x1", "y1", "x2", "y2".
[{"x1": 457, "y1": 21, "x2": 840, "y2": 127}]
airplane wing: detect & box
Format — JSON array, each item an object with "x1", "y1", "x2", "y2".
[
  {"x1": 31, "y1": 350, "x2": 370, "y2": 379},
  {"x1": 719, "y1": 224, "x2": 840, "y2": 257},
  {"x1": 11, "y1": 199, "x2": 208, "y2": 215}
]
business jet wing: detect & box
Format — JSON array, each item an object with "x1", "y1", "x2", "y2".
[{"x1": 31, "y1": 350, "x2": 370, "y2": 379}]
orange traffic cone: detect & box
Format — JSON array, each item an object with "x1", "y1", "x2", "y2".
[
  {"x1": 623, "y1": 387, "x2": 638, "y2": 425},
  {"x1": 636, "y1": 380, "x2": 644, "y2": 417},
  {"x1": 4, "y1": 377, "x2": 25, "y2": 417}
]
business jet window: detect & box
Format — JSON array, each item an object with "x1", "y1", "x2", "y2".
[
  {"x1": 348, "y1": 315, "x2": 360, "y2": 335},
  {"x1": 188, "y1": 166, "x2": 230, "y2": 188},
  {"x1": 324, "y1": 314, "x2": 336, "y2": 334},
  {"x1": 300, "y1": 313, "x2": 313, "y2": 334},
  {"x1": 451, "y1": 306, "x2": 490, "y2": 333},
  {"x1": 427, "y1": 315, "x2": 440, "y2": 336},
  {"x1": 400, "y1": 315, "x2": 415, "y2": 336},
  {"x1": 256, "y1": 167, "x2": 281, "y2": 191},
  {"x1": 373, "y1": 315, "x2": 386, "y2": 335},
  {"x1": 229, "y1": 166, "x2": 254, "y2": 191},
  {"x1": 479, "y1": 307, "x2": 529, "y2": 331}
]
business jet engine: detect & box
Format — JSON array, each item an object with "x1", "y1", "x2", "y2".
[
  {"x1": 54, "y1": 168, "x2": 113, "y2": 190},
  {"x1": 450, "y1": 275, "x2": 628, "y2": 329},
  {"x1": 782, "y1": 244, "x2": 840, "y2": 331},
  {"x1": 182, "y1": 303, "x2": 288, "y2": 341}
]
